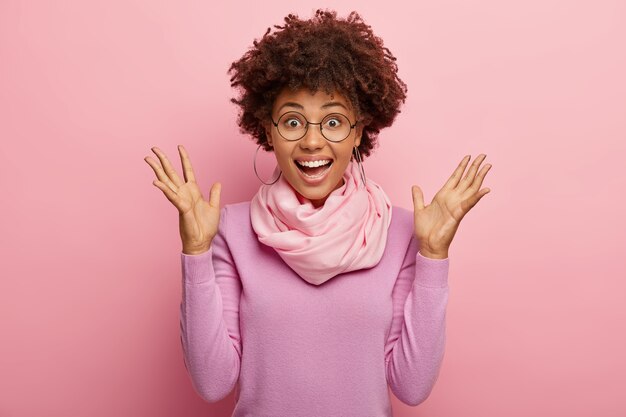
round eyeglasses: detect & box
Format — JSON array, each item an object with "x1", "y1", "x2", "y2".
[{"x1": 270, "y1": 111, "x2": 357, "y2": 142}]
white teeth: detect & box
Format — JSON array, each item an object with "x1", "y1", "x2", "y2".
[{"x1": 297, "y1": 160, "x2": 332, "y2": 168}]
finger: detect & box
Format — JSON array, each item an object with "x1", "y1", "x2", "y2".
[
  {"x1": 152, "y1": 179, "x2": 182, "y2": 210},
  {"x1": 468, "y1": 163, "x2": 492, "y2": 193},
  {"x1": 458, "y1": 154, "x2": 487, "y2": 191},
  {"x1": 144, "y1": 156, "x2": 179, "y2": 193},
  {"x1": 178, "y1": 145, "x2": 197, "y2": 183},
  {"x1": 412, "y1": 185, "x2": 425, "y2": 210},
  {"x1": 208, "y1": 182, "x2": 221, "y2": 208},
  {"x1": 463, "y1": 187, "x2": 491, "y2": 212},
  {"x1": 443, "y1": 155, "x2": 471, "y2": 190},
  {"x1": 151, "y1": 147, "x2": 184, "y2": 187}
]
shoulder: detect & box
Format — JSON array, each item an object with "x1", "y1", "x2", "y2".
[
  {"x1": 387, "y1": 205, "x2": 417, "y2": 250},
  {"x1": 217, "y1": 201, "x2": 252, "y2": 236},
  {"x1": 220, "y1": 200, "x2": 251, "y2": 218},
  {"x1": 390, "y1": 205, "x2": 414, "y2": 231}
]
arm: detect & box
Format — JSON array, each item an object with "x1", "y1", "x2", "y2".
[
  {"x1": 384, "y1": 234, "x2": 450, "y2": 406},
  {"x1": 179, "y1": 206, "x2": 242, "y2": 403}
]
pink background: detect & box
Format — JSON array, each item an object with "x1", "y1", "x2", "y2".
[{"x1": 1, "y1": 0, "x2": 625, "y2": 416}]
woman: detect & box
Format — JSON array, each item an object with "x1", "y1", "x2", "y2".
[{"x1": 145, "y1": 9, "x2": 491, "y2": 416}]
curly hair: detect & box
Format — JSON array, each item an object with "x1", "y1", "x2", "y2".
[{"x1": 227, "y1": 9, "x2": 408, "y2": 160}]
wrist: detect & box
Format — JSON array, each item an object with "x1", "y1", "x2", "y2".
[
  {"x1": 182, "y1": 240, "x2": 212, "y2": 255},
  {"x1": 419, "y1": 248, "x2": 448, "y2": 259}
]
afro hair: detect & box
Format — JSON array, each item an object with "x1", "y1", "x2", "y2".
[{"x1": 228, "y1": 9, "x2": 408, "y2": 160}]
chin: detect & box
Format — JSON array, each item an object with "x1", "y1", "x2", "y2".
[{"x1": 301, "y1": 189, "x2": 330, "y2": 200}]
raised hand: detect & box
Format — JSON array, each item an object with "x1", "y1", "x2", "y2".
[
  {"x1": 411, "y1": 154, "x2": 492, "y2": 259},
  {"x1": 144, "y1": 145, "x2": 221, "y2": 255}
]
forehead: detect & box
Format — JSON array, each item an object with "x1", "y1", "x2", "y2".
[{"x1": 273, "y1": 88, "x2": 353, "y2": 112}]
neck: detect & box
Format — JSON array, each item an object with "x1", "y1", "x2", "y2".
[{"x1": 297, "y1": 177, "x2": 346, "y2": 208}]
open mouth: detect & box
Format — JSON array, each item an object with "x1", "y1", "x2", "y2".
[{"x1": 294, "y1": 160, "x2": 333, "y2": 179}]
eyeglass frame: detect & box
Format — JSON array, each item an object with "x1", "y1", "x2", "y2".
[{"x1": 270, "y1": 111, "x2": 359, "y2": 143}]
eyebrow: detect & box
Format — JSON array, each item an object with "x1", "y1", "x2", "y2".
[{"x1": 277, "y1": 101, "x2": 349, "y2": 112}]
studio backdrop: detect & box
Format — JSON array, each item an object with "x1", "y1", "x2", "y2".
[{"x1": 1, "y1": 0, "x2": 624, "y2": 416}]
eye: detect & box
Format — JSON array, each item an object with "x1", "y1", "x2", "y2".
[
  {"x1": 281, "y1": 116, "x2": 304, "y2": 130},
  {"x1": 288, "y1": 119, "x2": 301, "y2": 127},
  {"x1": 324, "y1": 117, "x2": 343, "y2": 129}
]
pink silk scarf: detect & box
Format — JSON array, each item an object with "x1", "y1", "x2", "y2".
[{"x1": 250, "y1": 160, "x2": 393, "y2": 285}]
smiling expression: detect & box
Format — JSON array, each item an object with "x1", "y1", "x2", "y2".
[{"x1": 265, "y1": 88, "x2": 363, "y2": 208}]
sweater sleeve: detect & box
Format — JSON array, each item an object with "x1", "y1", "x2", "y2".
[
  {"x1": 384, "y1": 233, "x2": 450, "y2": 406},
  {"x1": 179, "y1": 205, "x2": 242, "y2": 403}
]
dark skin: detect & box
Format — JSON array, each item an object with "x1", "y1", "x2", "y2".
[
  {"x1": 145, "y1": 145, "x2": 221, "y2": 255},
  {"x1": 144, "y1": 145, "x2": 492, "y2": 258},
  {"x1": 412, "y1": 154, "x2": 492, "y2": 259}
]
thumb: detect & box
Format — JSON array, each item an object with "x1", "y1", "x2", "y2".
[
  {"x1": 412, "y1": 185, "x2": 425, "y2": 211},
  {"x1": 208, "y1": 182, "x2": 221, "y2": 208}
]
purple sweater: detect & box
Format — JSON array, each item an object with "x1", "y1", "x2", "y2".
[{"x1": 179, "y1": 201, "x2": 450, "y2": 416}]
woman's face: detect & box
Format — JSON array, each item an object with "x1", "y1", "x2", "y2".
[{"x1": 265, "y1": 88, "x2": 362, "y2": 208}]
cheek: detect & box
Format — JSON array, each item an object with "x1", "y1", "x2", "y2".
[
  {"x1": 339, "y1": 145, "x2": 355, "y2": 161},
  {"x1": 272, "y1": 146, "x2": 292, "y2": 167}
]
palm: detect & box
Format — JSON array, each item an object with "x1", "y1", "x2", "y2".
[
  {"x1": 145, "y1": 145, "x2": 221, "y2": 253},
  {"x1": 177, "y1": 181, "x2": 220, "y2": 249},
  {"x1": 412, "y1": 154, "x2": 492, "y2": 255},
  {"x1": 414, "y1": 192, "x2": 460, "y2": 252}
]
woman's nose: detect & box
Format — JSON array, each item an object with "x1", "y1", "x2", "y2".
[{"x1": 299, "y1": 124, "x2": 326, "y2": 149}]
